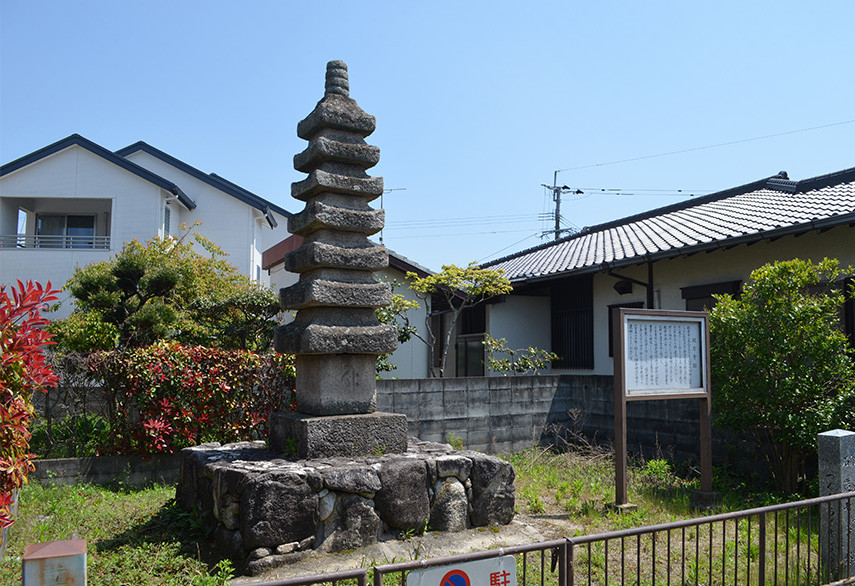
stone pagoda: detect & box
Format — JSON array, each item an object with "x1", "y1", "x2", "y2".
[{"x1": 270, "y1": 60, "x2": 408, "y2": 458}]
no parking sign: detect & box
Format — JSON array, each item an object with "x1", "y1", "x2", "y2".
[{"x1": 406, "y1": 556, "x2": 516, "y2": 586}]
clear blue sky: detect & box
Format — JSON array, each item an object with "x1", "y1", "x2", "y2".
[{"x1": 2, "y1": 1, "x2": 853, "y2": 272}]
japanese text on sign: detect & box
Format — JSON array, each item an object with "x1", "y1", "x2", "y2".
[
  {"x1": 624, "y1": 317, "x2": 703, "y2": 395},
  {"x1": 406, "y1": 556, "x2": 516, "y2": 586}
]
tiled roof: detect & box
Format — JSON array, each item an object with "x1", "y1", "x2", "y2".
[{"x1": 484, "y1": 168, "x2": 855, "y2": 282}]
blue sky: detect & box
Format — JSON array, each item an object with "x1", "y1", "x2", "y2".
[{"x1": 2, "y1": 1, "x2": 853, "y2": 272}]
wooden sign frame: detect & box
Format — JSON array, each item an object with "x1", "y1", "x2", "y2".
[{"x1": 612, "y1": 308, "x2": 713, "y2": 507}]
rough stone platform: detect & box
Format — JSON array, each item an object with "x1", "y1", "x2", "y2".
[{"x1": 177, "y1": 438, "x2": 515, "y2": 575}]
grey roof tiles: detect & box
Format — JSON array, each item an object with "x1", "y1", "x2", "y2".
[{"x1": 484, "y1": 168, "x2": 855, "y2": 282}]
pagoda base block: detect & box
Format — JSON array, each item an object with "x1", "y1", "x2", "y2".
[{"x1": 269, "y1": 411, "x2": 408, "y2": 459}]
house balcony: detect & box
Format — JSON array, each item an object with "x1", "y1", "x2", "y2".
[
  {"x1": 0, "y1": 233, "x2": 111, "y2": 249},
  {"x1": 0, "y1": 196, "x2": 113, "y2": 252}
]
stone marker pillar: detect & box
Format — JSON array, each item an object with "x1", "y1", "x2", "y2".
[
  {"x1": 270, "y1": 60, "x2": 408, "y2": 458},
  {"x1": 818, "y1": 429, "x2": 855, "y2": 579}
]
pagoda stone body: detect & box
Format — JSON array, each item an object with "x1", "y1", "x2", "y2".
[{"x1": 270, "y1": 60, "x2": 408, "y2": 458}]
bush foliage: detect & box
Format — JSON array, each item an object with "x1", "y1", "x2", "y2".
[
  {"x1": 709, "y1": 258, "x2": 855, "y2": 493},
  {"x1": 86, "y1": 342, "x2": 295, "y2": 455},
  {"x1": 52, "y1": 227, "x2": 279, "y2": 352},
  {"x1": 0, "y1": 280, "x2": 59, "y2": 528}
]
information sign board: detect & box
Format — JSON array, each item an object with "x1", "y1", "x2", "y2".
[
  {"x1": 406, "y1": 556, "x2": 516, "y2": 586},
  {"x1": 612, "y1": 308, "x2": 713, "y2": 506},
  {"x1": 623, "y1": 313, "x2": 706, "y2": 397}
]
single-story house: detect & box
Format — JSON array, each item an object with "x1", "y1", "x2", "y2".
[
  {"x1": 1, "y1": 134, "x2": 292, "y2": 317},
  {"x1": 467, "y1": 167, "x2": 855, "y2": 377}
]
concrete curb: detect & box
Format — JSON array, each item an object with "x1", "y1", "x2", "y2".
[{"x1": 32, "y1": 453, "x2": 181, "y2": 488}]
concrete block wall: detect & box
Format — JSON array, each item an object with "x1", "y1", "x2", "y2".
[{"x1": 378, "y1": 375, "x2": 742, "y2": 465}]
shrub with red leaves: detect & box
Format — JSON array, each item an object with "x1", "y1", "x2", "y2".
[
  {"x1": 0, "y1": 281, "x2": 59, "y2": 528},
  {"x1": 88, "y1": 342, "x2": 295, "y2": 454}
]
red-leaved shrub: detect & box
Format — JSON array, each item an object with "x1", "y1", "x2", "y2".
[
  {"x1": 88, "y1": 342, "x2": 295, "y2": 454},
  {"x1": 1, "y1": 281, "x2": 59, "y2": 528}
]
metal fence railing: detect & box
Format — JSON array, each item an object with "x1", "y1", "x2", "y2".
[
  {"x1": 0, "y1": 233, "x2": 110, "y2": 249},
  {"x1": 250, "y1": 492, "x2": 855, "y2": 586}
]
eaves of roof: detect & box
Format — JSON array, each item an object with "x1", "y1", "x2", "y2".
[
  {"x1": 520, "y1": 210, "x2": 855, "y2": 285},
  {"x1": 484, "y1": 166, "x2": 855, "y2": 284},
  {"x1": 1, "y1": 134, "x2": 196, "y2": 210},
  {"x1": 116, "y1": 141, "x2": 290, "y2": 218}
]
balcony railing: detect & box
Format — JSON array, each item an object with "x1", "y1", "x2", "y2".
[{"x1": 0, "y1": 234, "x2": 111, "y2": 250}]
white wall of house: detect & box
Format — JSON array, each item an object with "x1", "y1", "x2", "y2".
[
  {"x1": 121, "y1": 151, "x2": 290, "y2": 287},
  {"x1": 487, "y1": 226, "x2": 855, "y2": 377},
  {"x1": 0, "y1": 145, "x2": 167, "y2": 316},
  {"x1": 486, "y1": 294, "x2": 552, "y2": 375},
  {"x1": 375, "y1": 267, "x2": 432, "y2": 380}
]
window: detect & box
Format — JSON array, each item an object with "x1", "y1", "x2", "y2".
[
  {"x1": 681, "y1": 280, "x2": 741, "y2": 311},
  {"x1": 454, "y1": 305, "x2": 486, "y2": 376},
  {"x1": 36, "y1": 214, "x2": 95, "y2": 248},
  {"x1": 608, "y1": 301, "x2": 644, "y2": 357},
  {"x1": 456, "y1": 334, "x2": 485, "y2": 377},
  {"x1": 163, "y1": 203, "x2": 171, "y2": 235},
  {"x1": 551, "y1": 274, "x2": 594, "y2": 369}
]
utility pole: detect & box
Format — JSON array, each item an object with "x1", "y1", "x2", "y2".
[{"x1": 541, "y1": 171, "x2": 576, "y2": 241}]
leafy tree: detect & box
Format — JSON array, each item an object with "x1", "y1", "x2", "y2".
[
  {"x1": 407, "y1": 262, "x2": 512, "y2": 377},
  {"x1": 484, "y1": 334, "x2": 559, "y2": 375},
  {"x1": 52, "y1": 225, "x2": 279, "y2": 351},
  {"x1": 375, "y1": 280, "x2": 419, "y2": 373},
  {"x1": 0, "y1": 281, "x2": 59, "y2": 530},
  {"x1": 709, "y1": 258, "x2": 855, "y2": 493}
]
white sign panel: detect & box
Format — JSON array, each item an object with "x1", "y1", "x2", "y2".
[
  {"x1": 406, "y1": 556, "x2": 516, "y2": 586},
  {"x1": 624, "y1": 315, "x2": 704, "y2": 395}
]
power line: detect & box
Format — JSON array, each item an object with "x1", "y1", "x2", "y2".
[
  {"x1": 558, "y1": 119, "x2": 855, "y2": 172},
  {"x1": 478, "y1": 232, "x2": 542, "y2": 263}
]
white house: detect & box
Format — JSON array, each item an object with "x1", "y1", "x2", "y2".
[
  {"x1": 473, "y1": 167, "x2": 855, "y2": 377},
  {"x1": 262, "y1": 235, "x2": 434, "y2": 379},
  {"x1": 0, "y1": 134, "x2": 291, "y2": 317}
]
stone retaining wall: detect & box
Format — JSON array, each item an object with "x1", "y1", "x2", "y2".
[{"x1": 177, "y1": 439, "x2": 515, "y2": 574}]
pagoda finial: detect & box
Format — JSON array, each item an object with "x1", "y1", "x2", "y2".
[{"x1": 325, "y1": 60, "x2": 349, "y2": 97}]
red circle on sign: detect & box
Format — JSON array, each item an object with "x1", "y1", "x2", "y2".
[{"x1": 440, "y1": 570, "x2": 470, "y2": 586}]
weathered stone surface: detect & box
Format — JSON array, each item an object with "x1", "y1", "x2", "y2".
[
  {"x1": 374, "y1": 459, "x2": 430, "y2": 531},
  {"x1": 213, "y1": 526, "x2": 243, "y2": 562},
  {"x1": 295, "y1": 354, "x2": 378, "y2": 414},
  {"x1": 249, "y1": 547, "x2": 270, "y2": 560},
  {"x1": 318, "y1": 490, "x2": 335, "y2": 520},
  {"x1": 429, "y1": 478, "x2": 469, "y2": 532},
  {"x1": 247, "y1": 551, "x2": 310, "y2": 576},
  {"x1": 276, "y1": 541, "x2": 299, "y2": 555},
  {"x1": 282, "y1": 240, "x2": 388, "y2": 273},
  {"x1": 296, "y1": 95, "x2": 376, "y2": 140},
  {"x1": 292, "y1": 170, "x2": 383, "y2": 202},
  {"x1": 240, "y1": 471, "x2": 318, "y2": 549},
  {"x1": 436, "y1": 454, "x2": 473, "y2": 481},
  {"x1": 269, "y1": 412, "x2": 408, "y2": 458},
  {"x1": 294, "y1": 137, "x2": 380, "y2": 173},
  {"x1": 321, "y1": 465, "x2": 382, "y2": 494},
  {"x1": 468, "y1": 452, "x2": 516, "y2": 526},
  {"x1": 276, "y1": 323, "x2": 398, "y2": 355},
  {"x1": 289, "y1": 204, "x2": 384, "y2": 236},
  {"x1": 323, "y1": 494, "x2": 380, "y2": 552},
  {"x1": 280, "y1": 279, "x2": 391, "y2": 310}
]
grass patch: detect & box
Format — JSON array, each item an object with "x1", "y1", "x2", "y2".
[
  {"x1": 0, "y1": 444, "x2": 812, "y2": 584},
  {"x1": 0, "y1": 482, "x2": 231, "y2": 586}
]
